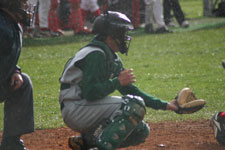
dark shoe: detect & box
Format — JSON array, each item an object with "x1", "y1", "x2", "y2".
[
  {"x1": 0, "y1": 136, "x2": 26, "y2": 150},
  {"x1": 154, "y1": 26, "x2": 172, "y2": 34},
  {"x1": 145, "y1": 23, "x2": 154, "y2": 33}
]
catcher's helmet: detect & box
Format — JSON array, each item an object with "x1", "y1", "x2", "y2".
[
  {"x1": 0, "y1": 0, "x2": 36, "y2": 26},
  {"x1": 92, "y1": 11, "x2": 134, "y2": 55}
]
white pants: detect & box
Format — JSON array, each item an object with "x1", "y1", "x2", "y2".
[
  {"x1": 38, "y1": 0, "x2": 51, "y2": 28},
  {"x1": 145, "y1": 0, "x2": 165, "y2": 28},
  {"x1": 80, "y1": 0, "x2": 99, "y2": 12},
  {"x1": 28, "y1": 0, "x2": 38, "y2": 5},
  {"x1": 61, "y1": 96, "x2": 123, "y2": 133}
]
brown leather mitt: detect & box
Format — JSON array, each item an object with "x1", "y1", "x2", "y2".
[{"x1": 174, "y1": 88, "x2": 206, "y2": 114}]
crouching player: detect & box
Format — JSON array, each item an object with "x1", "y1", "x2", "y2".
[{"x1": 59, "y1": 11, "x2": 178, "y2": 150}]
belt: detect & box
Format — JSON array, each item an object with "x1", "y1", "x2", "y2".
[
  {"x1": 60, "y1": 102, "x2": 64, "y2": 111},
  {"x1": 60, "y1": 83, "x2": 71, "y2": 90}
]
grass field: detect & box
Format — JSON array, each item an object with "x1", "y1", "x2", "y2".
[{"x1": 0, "y1": 0, "x2": 225, "y2": 130}]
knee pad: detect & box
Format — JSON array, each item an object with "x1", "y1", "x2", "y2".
[{"x1": 96, "y1": 95, "x2": 146, "y2": 149}]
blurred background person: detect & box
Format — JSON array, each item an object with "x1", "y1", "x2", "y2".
[
  {"x1": 145, "y1": 0, "x2": 171, "y2": 33},
  {"x1": 80, "y1": 0, "x2": 101, "y2": 23},
  {"x1": 163, "y1": 0, "x2": 189, "y2": 28},
  {"x1": 68, "y1": 0, "x2": 91, "y2": 35},
  {"x1": 57, "y1": 0, "x2": 71, "y2": 30},
  {"x1": 48, "y1": 0, "x2": 64, "y2": 36},
  {"x1": 33, "y1": 0, "x2": 51, "y2": 37},
  {"x1": 37, "y1": 0, "x2": 51, "y2": 36}
]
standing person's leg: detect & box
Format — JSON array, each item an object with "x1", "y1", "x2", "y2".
[
  {"x1": 153, "y1": 0, "x2": 170, "y2": 33},
  {"x1": 163, "y1": 0, "x2": 172, "y2": 25},
  {"x1": 0, "y1": 73, "x2": 34, "y2": 149},
  {"x1": 69, "y1": 0, "x2": 91, "y2": 35},
  {"x1": 89, "y1": 0, "x2": 101, "y2": 20},
  {"x1": 132, "y1": 0, "x2": 140, "y2": 28},
  {"x1": 48, "y1": 0, "x2": 64, "y2": 36},
  {"x1": 39, "y1": 0, "x2": 51, "y2": 29},
  {"x1": 80, "y1": 0, "x2": 89, "y2": 22},
  {"x1": 153, "y1": 0, "x2": 165, "y2": 28},
  {"x1": 144, "y1": 0, "x2": 154, "y2": 33},
  {"x1": 170, "y1": 0, "x2": 189, "y2": 27},
  {"x1": 39, "y1": 0, "x2": 51, "y2": 36},
  {"x1": 80, "y1": 0, "x2": 100, "y2": 22}
]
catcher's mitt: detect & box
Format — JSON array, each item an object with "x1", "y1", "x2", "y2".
[{"x1": 174, "y1": 88, "x2": 206, "y2": 114}]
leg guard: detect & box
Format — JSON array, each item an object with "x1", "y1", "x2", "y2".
[
  {"x1": 96, "y1": 95, "x2": 146, "y2": 150},
  {"x1": 120, "y1": 121, "x2": 150, "y2": 148}
]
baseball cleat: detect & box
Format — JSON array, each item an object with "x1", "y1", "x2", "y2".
[
  {"x1": 210, "y1": 113, "x2": 221, "y2": 137},
  {"x1": 210, "y1": 112, "x2": 225, "y2": 145},
  {"x1": 68, "y1": 136, "x2": 85, "y2": 150}
]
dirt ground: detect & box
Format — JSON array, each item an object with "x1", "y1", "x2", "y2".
[{"x1": 1, "y1": 120, "x2": 224, "y2": 150}]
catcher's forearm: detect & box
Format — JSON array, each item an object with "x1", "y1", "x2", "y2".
[{"x1": 166, "y1": 99, "x2": 178, "y2": 111}]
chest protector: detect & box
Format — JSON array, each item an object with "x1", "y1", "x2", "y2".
[{"x1": 59, "y1": 45, "x2": 123, "y2": 103}]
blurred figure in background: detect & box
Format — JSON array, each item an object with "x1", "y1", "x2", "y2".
[
  {"x1": 163, "y1": 0, "x2": 189, "y2": 28},
  {"x1": 132, "y1": 0, "x2": 140, "y2": 28},
  {"x1": 48, "y1": 0, "x2": 64, "y2": 36},
  {"x1": 36, "y1": 0, "x2": 51, "y2": 37},
  {"x1": 57, "y1": 0, "x2": 71, "y2": 30},
  {"x1": 68, "y1": 0, "x2": 91, "y2": 35},
  {"x1": 145, "y1": 0, "x2": 171, "y2": 33},
  {"x1": 80, "y1": 0, "x2": 101, "y2": 23}
]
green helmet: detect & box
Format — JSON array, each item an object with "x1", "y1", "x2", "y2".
[{"x1": 92, "y1": 11, "x2": 134, "y2": 55}]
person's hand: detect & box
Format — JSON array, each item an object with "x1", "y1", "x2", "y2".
[
  {"x1": 10, "y1": 73, "x2": 23, "y2": 90},
  {"x1": 118, "y1": 69, "x2": 136, "y2": 86},
  {"x1": 166, "y1": 99, "x2": 178, "y2": 111}
]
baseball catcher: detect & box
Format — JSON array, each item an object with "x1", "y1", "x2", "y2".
[
  {"x1": 173, "y1": 87, "x2": 206, "y2": 114},
  {"x1": 211, "y1": 112, "x2": 225, "y2": 145},
  {"x1": 59, "y1": 11, "x2": 205, "y2": 150}
]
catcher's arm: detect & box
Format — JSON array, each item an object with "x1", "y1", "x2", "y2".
[{"x1": 166, "y1": 100, "x2": 179, "y2": 111}]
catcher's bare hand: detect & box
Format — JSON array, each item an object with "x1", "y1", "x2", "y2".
[
  {"x1": 118, "y1": 69, "x2": 136, "y2": 86},
  {"x1": 11, "y1": 73, "x2": 23, "y2": 90},
  {"x1": 166, "y1": 99, "x2": 179, "y2": 111}
]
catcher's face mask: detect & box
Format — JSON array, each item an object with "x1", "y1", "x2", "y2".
[{"x1": 112, "y1": 29, "x2": 132, "y2": 55}]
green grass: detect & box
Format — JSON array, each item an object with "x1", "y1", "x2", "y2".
[{"x1": 0, "y1": 0, "x2": 225, "y2": 130}]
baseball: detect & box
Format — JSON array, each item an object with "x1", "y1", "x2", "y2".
[{"x1": 222, "y1": 60, "x2": 225, "y2": 69}]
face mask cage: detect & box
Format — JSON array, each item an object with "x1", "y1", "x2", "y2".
[{"x1": 113, "y1": 30, "x2": 132, "y2": 55}]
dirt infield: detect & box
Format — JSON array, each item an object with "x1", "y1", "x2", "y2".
[{"x1": 0, "y1": 120, "x2": 224, "y2": 150}]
